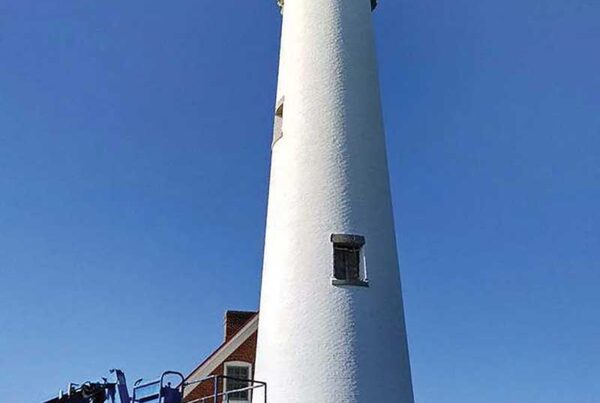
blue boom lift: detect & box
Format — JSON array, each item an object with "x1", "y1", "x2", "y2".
[
  {"x1": 42, "y1": 369, "x2": 267, "y2": 403},
  {"x1": 41, "y1": 370, "x2": 183, "y2": 403}
]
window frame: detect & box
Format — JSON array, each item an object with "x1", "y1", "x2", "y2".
[
  {"x1": 223, "y1": 361, "x2": 253, "y2": 402},
  {"x1": 330, "y1": 234, "x2": 369, "y2": 287},
  {"x1": 272, "y1": 96, "x2": 285, "y2": 147}
]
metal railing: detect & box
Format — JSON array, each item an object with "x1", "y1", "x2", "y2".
[
  {"x1": 132, "y1": 371, "x2": 184, "y2": 403},
  {"x1": 184, "y1": 374, "x2": 267, "y2": 403}
]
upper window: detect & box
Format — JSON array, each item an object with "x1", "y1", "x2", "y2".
[
  {"x1": 224, "y1": 362, "x2": 252, "y2": 401},
  {"x1": 272, "y1": 96, "x2": 285, "y2": 147},
  {"x1": 331, "y1": 234, "x2": 368, "y2": 287}
]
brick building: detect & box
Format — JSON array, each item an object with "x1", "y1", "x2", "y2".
[{"x1": 183, "y1": 311, "x2": 258, "y2": 403}]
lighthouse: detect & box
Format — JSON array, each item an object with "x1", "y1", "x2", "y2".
[{"x1": 253, "y1": 0, "x2": 414, "y2": 401}]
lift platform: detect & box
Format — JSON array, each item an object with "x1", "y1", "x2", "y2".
[{"x1": 42, "y1": 369, "x2": 266, "y2": 403}]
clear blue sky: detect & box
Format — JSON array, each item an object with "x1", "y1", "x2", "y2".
[{"x1": 1, "y1": 1, "x2": 598, "y2": 402}]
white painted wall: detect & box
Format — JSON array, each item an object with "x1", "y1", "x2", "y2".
[{"x1": 254, "y1": 0, "x2": 414, "y2": 402}]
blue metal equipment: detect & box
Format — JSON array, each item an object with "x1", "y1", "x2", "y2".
[
  {"x1": 42, "y1": 370, "x2": 184, "y2": 403},
  {"x1": 41, "y1": 369, "x2": 132, "y2": 403},
  {"x1": 41, "y1": 369, "x2": 267, "y2": 403}
]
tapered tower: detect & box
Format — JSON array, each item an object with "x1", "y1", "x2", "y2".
[{"x1": 253, "y1": 0, "x2": 414, "y2": 402}]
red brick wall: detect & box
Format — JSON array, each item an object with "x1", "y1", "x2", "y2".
[
  {"x1": 184, "y1": 330, "x2": 257, "y2": 403},
  {"x1": 224, "y1": 311, "x2": 256, "y2": 342}
]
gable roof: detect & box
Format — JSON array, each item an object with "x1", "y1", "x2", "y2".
[{"x1": 183, "y1": 313, "x2": 259, "y2": 398}]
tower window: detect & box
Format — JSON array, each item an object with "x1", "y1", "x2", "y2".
[
  {"x1": 272, "y1": 96, "x2": 284, "y2": 147},
  {"x1": 331, "y1": 234, "x2": 369, "y2": 287}
]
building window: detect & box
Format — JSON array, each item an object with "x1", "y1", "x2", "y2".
[
  {"x1": 330, "y1": 234, "x2": 368, "y2": 287},
  {"x1": 272, "y1": 96, "x2": 284, "y2": 147},
  {"x1": 224, "y1": 362, "x2": 252, "y2": 401}
]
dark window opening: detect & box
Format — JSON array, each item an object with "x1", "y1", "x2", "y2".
[
  {"x1": 225, "y1": 365, "x2": 250, "y2": 400},
  {"x1": 331, "y1": 234, "x2": 368, "y2": 286},
  {"x1": 334, "y1": 244, "x2": 361, "y2": 281},
  {"x1": 275, "y1": 97, "x2": 284, "y2": 118},
  {"x1": 272, "y1": 96, "x2": 285, "y2": 146}
]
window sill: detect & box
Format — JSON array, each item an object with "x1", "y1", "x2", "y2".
[{"x1": 331, "y1": 279, "x2": 370, "y2": 288}]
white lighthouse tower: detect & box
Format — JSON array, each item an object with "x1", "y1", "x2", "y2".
[{"x1": 253, "y1": 0, "x2": 414, "y2": 402}]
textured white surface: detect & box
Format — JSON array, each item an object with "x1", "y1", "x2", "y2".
[{"x1": 254, "y1": 0, "x2": 414, "y2": 402}]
